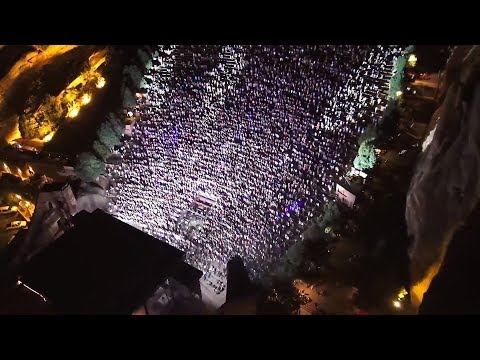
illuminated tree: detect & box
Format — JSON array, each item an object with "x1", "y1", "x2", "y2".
[
  {"x1": 97, "y1": 122, "x2": 121, "y2": 150},
  {"x1": 62, "y1": 88, "x2": 81, "y2": 107},
  {"x1": 93, "y1": 140, "x2": 111, "y2": 161},
  {"x1": 353, "y1": 141, "x2": 376, "y2": 171},
  {"x1": 75, "y1": 152, "x2": 105, "y2": 182},
  {"x1": 45, "y1": 95, "x2": 63, "y2": 117},
  {"x1": 18, "y1": 94, "x2": 64, "y2": 139}
]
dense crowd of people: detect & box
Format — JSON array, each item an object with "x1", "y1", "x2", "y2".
[{"x1": 106, "y1": 45, "x2": 402, "y2": 284}]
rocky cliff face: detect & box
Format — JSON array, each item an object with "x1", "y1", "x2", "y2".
[{"x1": 406, "y1": 45, "x2": 480, "y2": 307}]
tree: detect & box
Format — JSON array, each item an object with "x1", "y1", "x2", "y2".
[
  {"x1": 388, "y1": 56, "x2": 407, "y2": 100},
  {"x1": 358, "y1": 124, "x2": 378, "y2": 145},
  {"x1": 317, "y1": 201, "x2": 341, "y2": 229},
  {"x1": 93, "y1": 140, "x2": 111, "y2": 161},
  {"x1": 140, "y1": 77, "x2": 149, "y2": 89},
  {"x1": 62, "y1": 88, "x2": 81, "y2": 106},
  {"x1": 124, "y1": 64, "x2": 143, "y2": 89},
  {"x1": 75, "y1": 152, "x2": 105, "y2": 182},
  {"x1": 353, "y1": 141, "x2": 376, "y2": 171},
  {"x1": 303, "y1": 236, "x2": 330, "y2": 271},
  {"x1": 257, "y1": 280, "x2": 308, "y2": 315},
  {"x1": 97, "y1": 122, "x2": 121, "y2": 150},
  {"x1": 122, "y1": 86, "x2": 137, "y2": 108},
  {"x1": 286, "y1": 240, "x2": 306, "y2": 269},
  {"x1": 303, "y1": 223, "x2": 323, "y2": 243},
  {"x1": 404, "y1": 45, "x2": 415, "y2": 55},
  {"x1": 379, "y1": 103, "x2": 400, "y2": 139},
  {"x1": 45, "y1": 95, "x2": 63, "y2": 119},
  {"x1": 328, "y1": 237, "x2": 366, "y2": 286},
  {"x1": 107, "y1": 112, "x2": 124, "y2": 138},
  {"x1": 329, "y1": 237, "x2": 365, "y2": 269},
  {"x1": 272, "y1": 259, "x2": 297, "y2": 283},
  {"x1": 137, "y1": 49, "x2": 151, "y2": 69}
]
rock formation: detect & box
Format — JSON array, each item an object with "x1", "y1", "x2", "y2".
[{"x1": 406, "y1": 45, "x2": 480, "y2": 307}]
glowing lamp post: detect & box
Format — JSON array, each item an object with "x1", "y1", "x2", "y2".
[
  {"x1": 96, "y1": 77, "x2": 106, "y2": 88},
  {"x1": 68, "y1": 107, "x2": 80, "y2": 118},
  {"x1": 81, "y1": 93, "x2": 91, "y2": 105},
  {"x1": 408, "y1": 54, "x2": 417, "y2": 67},
  {"x1": 393, "y1": 300, "x2": 401, "y2": 309},
  {"x1": 43, "y1": 132, "x2": 54, "y2": 142}
]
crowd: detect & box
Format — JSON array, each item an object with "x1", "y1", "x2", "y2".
[{"x1": 106, "y1": 45, "x2": 402, "y2": 283}]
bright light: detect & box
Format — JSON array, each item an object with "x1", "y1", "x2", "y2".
[
  {"x1": 15, "y1": 194, "x2": 22, "y2": 200},
  {"x1": 408, "y1": 54, "x2": 417, "y2": 67},
  {"x1": 422, "y1": 124, "x2": 437, "y2": 152},
  {"x1": 43, "y1": 132, "x2": 54, "y2": 142},
  {"x1": 68, "y1": 107, "x2": 80, "y2": 118},
  {"x1": 127, "y1": 111, "x2": 134, "y2": 118},
  {"x1": 96, "y1": 77, "x2": 106, "y2": 88},
  {"x1": 396, "y1": 91, "x2": 403, "y2": 97},
  {"x1": 393, "y1": 301, "x2": 401, "y2": 309},
  {"x1": 135, "y1": 93, "x2": 142, "y2": 98},
  {"x1": 81, "y1": 93, "x2": 91, "y2": 105},
  {"x1": 17, "y1": 280, "x2": 48, "y2": 303}
]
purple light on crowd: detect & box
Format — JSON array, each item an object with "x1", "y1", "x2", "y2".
[
  {"x1": 160, "y1": 126, "x2": 181, "y2": 147},
  {"x1": 276, "y1": 199, "x2": 305, "y2": 220}
]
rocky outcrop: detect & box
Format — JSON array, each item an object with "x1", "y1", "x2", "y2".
[
  {"x1": 406, "y1": 45, "x2": 480, "y2": 307},
  {"x1": 0, "y1": 45, "x2": 80, "y2": 143}
]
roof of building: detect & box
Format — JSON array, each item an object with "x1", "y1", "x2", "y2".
[{"x1": 20, "y1": 209, "x2": 187, "y2": 314}]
